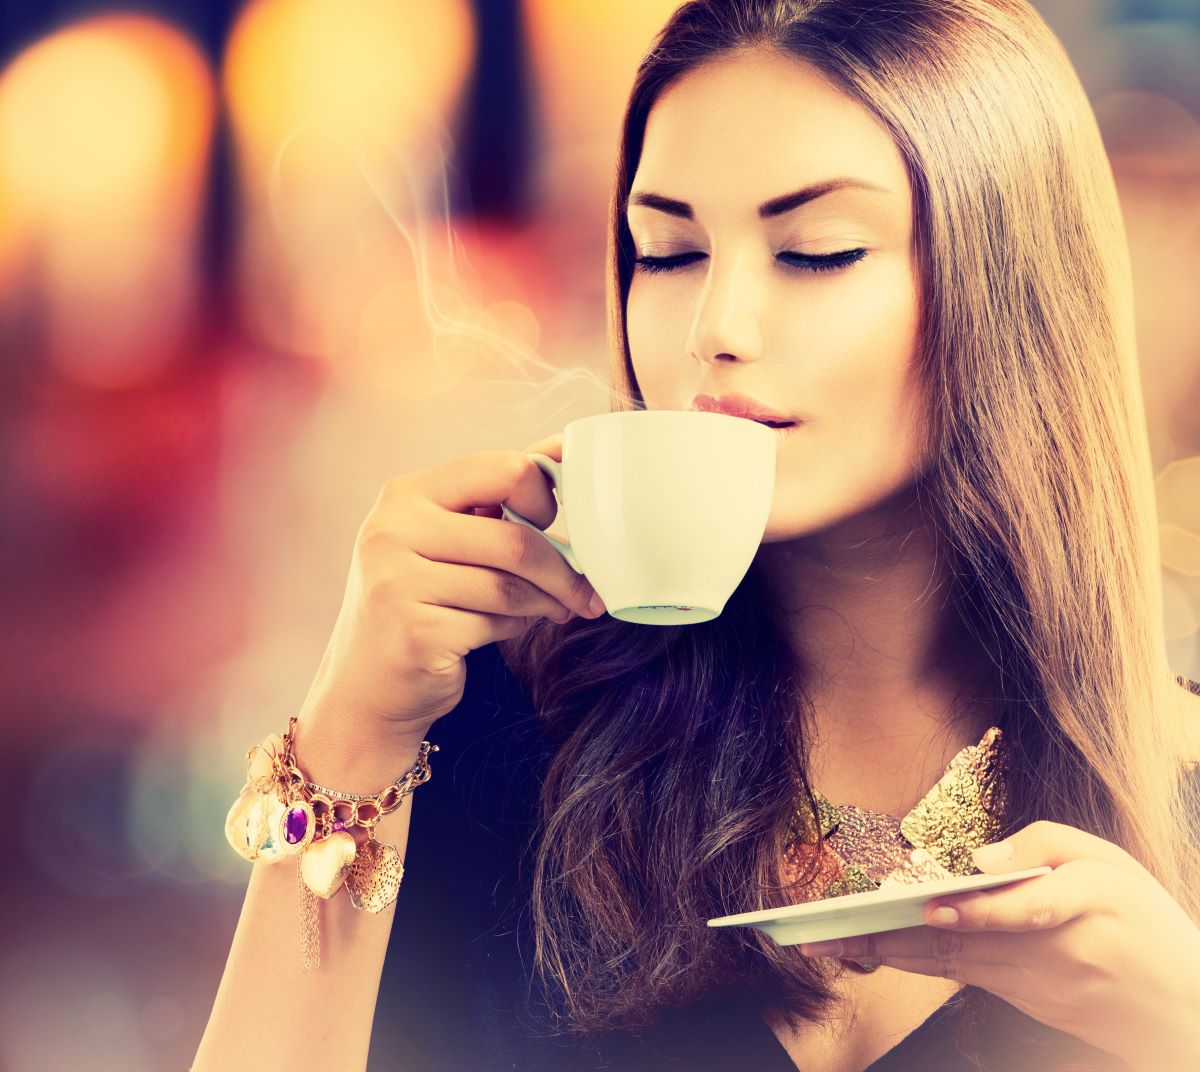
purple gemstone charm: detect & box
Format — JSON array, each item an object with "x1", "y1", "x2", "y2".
[
  {"x1": 332, "y1": 819, "x2": 346, "y2": 832},
  {"x1": 275, "y1": 798, "x2": 315, "y2": 855},
  {"x1": 285, "y1": 806, "x2": 309, "y2": 845}
]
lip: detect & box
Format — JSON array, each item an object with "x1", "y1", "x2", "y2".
[{"x1": 690, "y1": 392, "x2": 799, "y2": 425}]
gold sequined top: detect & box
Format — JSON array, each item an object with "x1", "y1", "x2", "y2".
[{"x1": 782, "y1": 725, "x2": 1008, "y2": 901}]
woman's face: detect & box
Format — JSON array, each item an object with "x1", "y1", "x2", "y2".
[{"x1": 626, "y1": 48, "x2": 928, "y2": 542}]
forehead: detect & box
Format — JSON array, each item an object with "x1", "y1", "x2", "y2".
[{"x1": 634, "y1": 48, "x2": 911, "y2": 217}]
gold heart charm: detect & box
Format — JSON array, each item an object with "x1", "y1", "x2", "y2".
[
  {"x1": 255, "y1": 795, "x2": 288, "y2": 863},
  {"x1": 247, "y1": 733, "x2": 285, "y2": 781},
  {"x1": 225, "y1": 785, "x2": 277, "y2": 862},
  {"x1": 345, "y1": 839, "x2": 405, "y2": 913},
  {"x1": 300, "y1": 831, "x2": 358, "y2": 899}
]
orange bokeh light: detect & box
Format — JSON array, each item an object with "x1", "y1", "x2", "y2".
[
  {"x1": 0, "y1": 14, "x2": 216, "y2": 388},
  {"x1": 224, "y1": 0, "x2": 475, "y2": 171},
  {"x1": 222, "y1": 0, "x2": 477, "y2": 363}
]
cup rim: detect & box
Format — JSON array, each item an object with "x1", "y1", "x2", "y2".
[{"x1": 566, "y1": 408, "x2": 776, "y2": 434}]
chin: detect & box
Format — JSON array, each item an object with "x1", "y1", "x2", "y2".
[
  {"x1": 758, "y1": 482, "x2": 924, "y2": 544},
  {"x1": 757, "y1": 510, "x2": 843, "y2": 544}
]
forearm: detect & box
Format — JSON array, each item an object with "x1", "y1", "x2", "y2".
[
  {"x1": 1123, "y1": 1023, "x2": 1200, "y2": 1072},
  {"x1": 192, "y1": 720, "x2": 428, "y2": 1072},
  {"x1": 1122, "y1": 968, "x2": 1200, "y2": 1072}
]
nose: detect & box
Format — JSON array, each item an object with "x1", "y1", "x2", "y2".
[{"x1": 685, "y1": 249, "x2": 764, "y2": 365}]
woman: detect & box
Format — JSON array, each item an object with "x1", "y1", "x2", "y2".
[{"x1": 195, "y1": 2, "x2": 1200, "y2": 1070}]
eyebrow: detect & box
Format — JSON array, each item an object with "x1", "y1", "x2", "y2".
[{"x1": 624, "y1": 177, "x2": 890, "y2": 221}]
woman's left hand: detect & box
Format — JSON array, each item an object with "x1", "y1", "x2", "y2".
[{"x1": 797, "y1": 820, "x2": 1200, "y2": 1071}]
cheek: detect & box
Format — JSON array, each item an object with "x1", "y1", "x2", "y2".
[
  {"x1": 769, "y1": 261, "x2": 930, "y2": 531},
  {"x1": 626, "y1": 259, "x2": 932, "y2": 535},
  {"x1": 626, "y1": 278, "x2": 693, "y2": 405},
  {"x1": 811, "y1": 298, "x2": 923, "y2": 447}
]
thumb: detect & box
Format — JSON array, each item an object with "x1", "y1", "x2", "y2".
[
  {"x1": 971, "y1": 836, "x2": 1016, "y2": 872},
  {"x1": 521, "y1": 432, "x2": 565, "y2": 462},
  {"x1": 972, "y1": 819, "x2": 1151, "y2": 883}
]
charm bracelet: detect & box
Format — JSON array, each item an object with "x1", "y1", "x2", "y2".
[{"x1": 224, "y1": 715, "x2": 438, "y2": 971}]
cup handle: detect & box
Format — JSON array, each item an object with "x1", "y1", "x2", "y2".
[{"x1": 499, "y1": 453, "x2": 585, "y2": 574}]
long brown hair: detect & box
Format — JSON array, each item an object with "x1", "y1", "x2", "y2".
[{"x1": 498, "y1": 0, "x2": 1200, "y2": 1058}]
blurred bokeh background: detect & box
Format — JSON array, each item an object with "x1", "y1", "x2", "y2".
[{"x1": 0, "y1": 2, "x2": 1197, "y2": 1069}]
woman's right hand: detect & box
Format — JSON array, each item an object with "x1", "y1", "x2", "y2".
[{"x1": 299, "y1": 435, "x2": 606, "y2": 750}]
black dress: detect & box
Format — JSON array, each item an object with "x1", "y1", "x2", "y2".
[{"x1": 369, "y1": 642, "x2": 1176, "y2": 1071}]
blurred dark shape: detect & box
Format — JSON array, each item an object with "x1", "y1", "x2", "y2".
[
  {"x1": 0, "y1": 0, "x2": 239, "y2": 65},
  {"x1": 451, "y1": 0, "x2": 536, "y2": 222}
]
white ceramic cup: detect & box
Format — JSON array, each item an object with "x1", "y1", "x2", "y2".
[{"x1": 500, "y1": 409, "x2": 777, "y2": 625}]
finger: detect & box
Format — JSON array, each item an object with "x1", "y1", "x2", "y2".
[
  {"x1": 971, "y1": 820, "x2": 1151, "y2": 884},
  {"x1": 799, "y1": 927, "x2": 1032, "y2": 994},
  {"x1": 507, "y1": 436, "x2": 566, "y2": 526},
  {"x1": 413, "y1": 600, "x2": 546, "y2": 654},
  {"x1": 410, "y1": 449, "x2": 559, "y2": 526},
  {"x1": 804, "y1": 923, "x2": 1026, "y2": 966},
  {"x1": 521, "y1": 432, "x2": 564, "y2": 462},
  {"x1": 852, "y1": 952, "x2": 1028, "y2": 996},
  {"x1": 924, "y1": 859, "x2": 1119, "y2": 932},
  {"x1": 409, "y1": 507, "x2": 599, "y2": 618},
  {"x1": 411, "y1": 553, "x2": 579, "y2": 625}
]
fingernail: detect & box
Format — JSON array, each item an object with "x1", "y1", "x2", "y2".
[
  {"x1": 972, "y1": 840, "x2": 1012, "y2": 866},
  {"x1": 588, "y1": 592, "x2": 607, "y2": 616},
  {"x1": 799, "y1": 940, "x2": 842, "y2": 957},
  {"x1": 928, "y1": 905, "x2": 959, "y2": 926}
]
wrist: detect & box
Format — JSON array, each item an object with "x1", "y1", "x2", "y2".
[
  {"x1": 1121, "y1": 1000, "x2": 1200, "y2": 1072},
  {"x1": 293, "y1": 709, "x2": 435, "y2": 796}
]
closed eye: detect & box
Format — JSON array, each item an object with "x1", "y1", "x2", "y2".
[{"x1": 632, "y1": 249, "x2": 868, "y2": 275}]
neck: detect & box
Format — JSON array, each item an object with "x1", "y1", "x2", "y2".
[{"x1": 753, "y1": 483, "x2": 999, "y2": 810}]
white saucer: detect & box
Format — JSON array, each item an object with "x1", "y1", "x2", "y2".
[{"x1": 706, "y1": 866, "x2": 1053, "y2": 946}]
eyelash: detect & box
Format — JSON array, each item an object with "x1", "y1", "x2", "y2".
[{"x1": 632, "y1": 249, "x2": 868, "y2": 275}]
